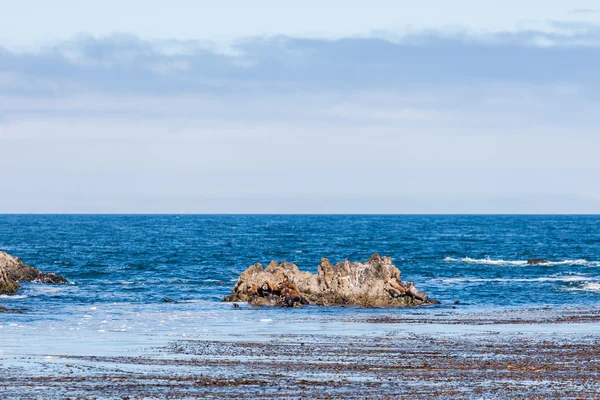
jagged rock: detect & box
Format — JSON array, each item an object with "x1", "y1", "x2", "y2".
[
  {"x1": 0, "y1": 251, "x2": 68, "y2": 288},
  {"x1": 224, "y1": 253, "x2": 438, "y2": 307},
  {"x1": 0, "y1": 263, "x2": 20, "y2": 295},
  {"x1": 527, "y1": 259, "x2": 550, "y2": 265}
]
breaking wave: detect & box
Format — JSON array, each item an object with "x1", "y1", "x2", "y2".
[
  {"x1": 443, "y1": 257, "x2": 600, "y2": 267},
  {"x1": 0, "y1": 294, "x2": 28, "y2": 299},
  {"x1": 564, "y1": 283, "x2": 600, "y2": 293},
  {"x1": 435, "y1": 275, "x2": 595, "y2": 284}
]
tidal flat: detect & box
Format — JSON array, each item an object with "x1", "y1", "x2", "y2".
[{"x1": 2, "y1": 306, "x2": 600, "y2": 399}]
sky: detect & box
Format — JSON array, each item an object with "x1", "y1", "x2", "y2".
[{"x1": 1, "y1": 1, "x2": 600, "y2": 213}]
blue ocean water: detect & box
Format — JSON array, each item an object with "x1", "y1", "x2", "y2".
[{"x1": 1, "y1": 214, "x2": 599, "y2": 311}]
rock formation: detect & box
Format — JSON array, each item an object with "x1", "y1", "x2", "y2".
[
  {"x1": 224, "y1": 253, "x2": 439, "y2": 307},
  {"x1": 0, "y1": 251, "x2": 68, "y2": 295},
  {"x1": 0, "y1": 263, "x2": 20, "y2": 295}
]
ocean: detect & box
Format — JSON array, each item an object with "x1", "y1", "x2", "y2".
[
  {"x1": 2, "y1": 214, "x2": 599, "y2": 310},
  {"x1": 1, "y1": 215, "x2": 600, "y2": 346},
  {"x1": 2, "y1": 214, "x2": 600, "y2": 397}
]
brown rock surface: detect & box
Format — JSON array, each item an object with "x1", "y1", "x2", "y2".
[
  {"x1": 0, "y1": 262, "x2": 20, "y2": 294},
  {"x1": 224, "y1": 253, "x2": 438, "y2": 307},
  {"x1": 0, "y1": 251, "x2": 68, "y2": 288}
]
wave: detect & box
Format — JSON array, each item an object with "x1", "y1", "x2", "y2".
[
  {"x1": 0, "y1": 294, "x2": 28, "y2": 299},
  {"x1": 443, "y1": 257, "x2": 600, "y2": 267},
  {"x1": 435, "y1": 275, "x2": 595, "y2": 284},
  {"x1": 565, "y1": 283, "x2": 600, "y2": 293}
]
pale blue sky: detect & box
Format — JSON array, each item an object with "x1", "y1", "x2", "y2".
[
  {"x1": 1, "y1": 1, "x2": 599, "y2": 213},
  {"x1": 1, "y1": 0, "x2": 600, "y2": 49}
]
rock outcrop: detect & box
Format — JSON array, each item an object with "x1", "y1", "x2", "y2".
[
  {"x1": 0, "y1": 251, "x2": 68, "y2": 293},
  {"x1": 0, "y1": 263, "x2": 20, "y2": 294},
  {"x1": 224, "y1": 253, "x2": 439, "y2": 307}
]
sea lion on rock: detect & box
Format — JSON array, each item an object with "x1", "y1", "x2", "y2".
[
  {"x1": 281, "y1": 286, "x2": 309, "y2": 307},
  {"x1": 384, "y1": 287, "x2": 402, "y2": 298},
  {"x1": 385, "y1": 279, "x2": 408, "y2": 295},
  {"x1": 278, "y1": 279, "x2": 299, "y2": 293},
  {"x1": 407, "y1": 282, "x2": 428, "y2": 302},
  {"x1": 261, "y1": 280, "x2": 281, "y2": 296}
]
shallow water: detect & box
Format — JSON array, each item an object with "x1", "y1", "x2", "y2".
[{"x1": 2, "y1": 215, "x2": 600, "y2": 359}]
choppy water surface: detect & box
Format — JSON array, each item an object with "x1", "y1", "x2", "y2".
[{"x1": 1, "y1": 215, "x2": 600, "y2": 357}]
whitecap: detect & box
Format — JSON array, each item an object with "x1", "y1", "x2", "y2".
[
  {"x1": 180, "y1": 299, "x2": 212, "y2": 304},
  {"x1": 435, "y1": 275, "x2": 595, "y2": 284},
  {"x1": 443, "y1": 257, "x2": 600, "y2": 267},
  {"x1": 565, "y1": 283, "x2": 600, "y2": 292},
  {"x1": 443, "y1": 257, "x2": 527, "y2": 266},
  {"x1": 29, "y1": 286, "x2": 66, "y2": 295},
  {"x1": 0, "y1": 294, "x2": 28, "y2": 299}
]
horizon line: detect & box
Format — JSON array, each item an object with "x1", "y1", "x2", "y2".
[{"x1": 1, "y1": 213, "x2": 599, "y2": 216}]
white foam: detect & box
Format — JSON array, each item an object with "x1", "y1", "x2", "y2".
[
  {"x1": 260, "y1": 319, "x2": 273, "y2": 323},
  {"x1": 565, "y1": 283, "x2": 600, "y2": 292},
  {"x1": 0, "y1": 294, "x2": 28, "y2": 299},
  {"x1": 30, "y1": 286, "x2": 66, "y2": 295},
  {"x1": 436, "y1": 275, "x2": 595, "y2": 284},
  {"x1": 443, "y1": 257, "x2": 527, "y2": 266},
  {"x1": 443, "y1": 257, "x2": 600, "y2": 267}
]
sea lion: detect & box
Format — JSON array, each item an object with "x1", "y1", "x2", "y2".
[
  {"x1": 281, "y1": 286, "x2": 309, "y2": 307},
  {"x1": 250, "y1": 283, "x2": 260, "y2": 296},
  {"x1": 407, "y1": 282, "x2": 428, "y2": 302},
  {"x1": 385, "y1": 279, "x2": 408, "y2": 295},
  {"x1": 384, "y1": 286, "x2": 402, "y2": 298},
  {"x1": 261, "y1": 280, "x2": 281, "y2": 296},
  {"x1": 527, "y1": 259, "x2": 550, "y2": 265},
  {"x1": 278, "y1": 280, "x2": 299, "y2": 293}
]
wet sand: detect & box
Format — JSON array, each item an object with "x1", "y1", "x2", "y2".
[{"x1": 2, "y1": 307, "x2": 600, "y2": 399}]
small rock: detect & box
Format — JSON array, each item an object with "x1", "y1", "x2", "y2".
[
  {"x1": 0, "y1": 251, "x2": 68, "y2": 294},
  {"x1": 527, "y1": 259, "x2": 550, "y2": 265}
]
